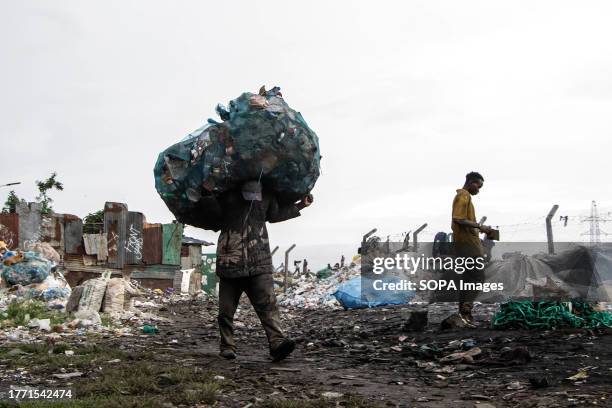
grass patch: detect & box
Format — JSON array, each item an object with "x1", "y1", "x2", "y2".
[
  {"x1": 0, "y1": 299, "x2": 66, "y2": 327},
  {"x1": 99, "y1": 313, "x2": 114, "y2": 328},
  {"x1": 0, "y1": 343, "x2": 126, "y2": 373},
  {"x1": 77, "y1": 361, "x2": 220, "y2": 405},
  {"x1": 0, "y1": 395, "x2": 169, "y2": 408},
  {"x1": 0, "y1": 343, "x2": 222, "y2": 407}
]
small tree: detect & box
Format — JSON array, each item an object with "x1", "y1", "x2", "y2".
[
  {"x1": 83, "y1": 210, "x2": 104, "y2": 234},
  {"x1": 35, "y1": 172, "x2": 64, "y2": 215},
  {"x1": 2, "y1": 190, "x2": 26, "y2": 213}
]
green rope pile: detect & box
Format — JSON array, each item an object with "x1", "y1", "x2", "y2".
[{"x1": 492, "y1": 300, "x2": 612, "y2": 330}]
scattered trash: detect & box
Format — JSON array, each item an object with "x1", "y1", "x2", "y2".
[
  {"x1": 566, "y1": 369, "x2": 589, "y2": 382},
  {"x1": 27, "y1": 318, "x2": 51, "y2": 331},
  {"x1": 142, "y1": 325, "x2": 160, "y2": 334},
  {"x1": 321, "y1": 391, "x2": 344, "y2": 399},
  {"x1": 506, "y1": 381, "x2": 525, "y2": 390},
  {"x1": 52, "y1": 371, "x2": 83, "y2": 379},
  {"x1": 439, "y1": 347, "x2": 482, "y2": 364},
  {"x1": 74, "y1": 310, "x2": 102, "y2": 326}
]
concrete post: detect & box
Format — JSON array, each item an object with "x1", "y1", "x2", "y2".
[
  {"x1": 283, "y1": 244, "x2": 296, "y2": 293},
  {"x1": 413, "y1": 223, "x2": 428, "y2": 252},
  {"x1": 546, "y1": 205, "x2": 559, "y2": 254}
]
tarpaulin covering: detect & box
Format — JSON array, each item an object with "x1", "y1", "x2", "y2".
[
  {"x1": 154, "y1": 87, "x2": 321, "y2": 230},
  {"x1": 477, "y1": 245, "x2": 612, "y2": 303},
  {"x1": 333, "y1": 276, "x2": 415, "y2": 310}
]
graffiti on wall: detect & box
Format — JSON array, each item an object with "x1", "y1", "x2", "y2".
[
  {"x1": 0, "y1": 224, "x2": 16, "y2": 248},
  {"x1": 125, "y1": 224, "x2": 143, "y2": 260}
]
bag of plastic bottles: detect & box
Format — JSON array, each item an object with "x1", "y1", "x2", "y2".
[{"x1": 154, "y1": 86, "x2": 321, "y2": 230}]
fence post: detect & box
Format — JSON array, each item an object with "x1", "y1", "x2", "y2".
[
  {"x1": 413, "y1": 223, "x2": 428, "y2": 252},
  {"x1": 283, "y1": 244, "x2": 296, "y2": 292},
  {"x1": 546, "y1": 205, "x2": 559, "y2": 254}
]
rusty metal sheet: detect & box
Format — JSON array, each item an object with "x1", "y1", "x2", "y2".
[
  {"x1": 143, "y1": 223, "x2": 162, "y2": 265},
  {"x1": 125, "y1": 212, "x2": 144, "y2": 265},
  {"x1": 64, "y1": 215, "x2": 83, "y2": 255},
  {"x1": 162, "y1": 223, "x2": 183, "y2": 265},
  {"x1": 0, "y1": 213, "x2": 19, "y2": 250},
  {"x1": 104, "y1": 202, "x2": 128, "y2": 269}
]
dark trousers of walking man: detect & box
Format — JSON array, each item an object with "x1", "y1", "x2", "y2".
[{"x1": 214, "y1": 182, "x2": 312, "y2": 360}]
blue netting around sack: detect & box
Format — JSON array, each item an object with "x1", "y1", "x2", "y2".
[
  {"x1": 1, "y1": 252, "x2": 52, "y2": 286},
  {"x1": 154, "y1": 87, "x2": 321, "y2": 230}
]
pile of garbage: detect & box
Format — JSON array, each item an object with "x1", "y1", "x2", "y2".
[
  {"x1": 276, "y1": 255, "x2": 418, "y2": 310},
  {"x1": 1, "y1": 241, "x2": 71, "y2": 310},
  {"x1": 0, "y1": 240, "x2": 181, "y2": 342},
  {"x1": 276, "y1": 263, "x2": 365, "y2": 309},
  {"x1": 154, "y1": 86, "x2": 321, "y2": 230},
  {"x1": 276, "y1": 265, "x2": 360, "y2": 309}
]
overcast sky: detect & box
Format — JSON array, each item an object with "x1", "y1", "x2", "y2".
[{"x1": 1, "y1": 1, "x2": 611, "y2": 268}]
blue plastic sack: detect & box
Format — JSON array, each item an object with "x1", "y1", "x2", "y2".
[
  {"x1": 1, "y1": 252, "x2": 52, "y2": 286},
  {"x1": 333, "y1": 276, "x2": 415, "y2": 310},
  {"x1": 154, "y1": 86, "x2": 321, "y2": 230}
]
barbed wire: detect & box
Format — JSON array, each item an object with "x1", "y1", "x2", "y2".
[{"x1": 374, "y1": 205, "x2": 612, "y2": 242}]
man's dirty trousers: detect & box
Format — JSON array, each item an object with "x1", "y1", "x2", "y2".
[
  {"x1": 218, "y1": 273, "x2": 284, "y2": 352},
  {"x1": 454, "y1": 242, "x2": 486, "y2": 316}
]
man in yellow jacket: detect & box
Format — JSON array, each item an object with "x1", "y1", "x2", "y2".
[{"x1": 451, "y1": 171, "x2": 492, "y2": 326}]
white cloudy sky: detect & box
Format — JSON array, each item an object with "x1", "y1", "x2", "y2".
[{"x1": 1, "y1": 1, "x2": 612, "y2": 268}]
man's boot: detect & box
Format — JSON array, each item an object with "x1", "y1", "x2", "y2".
[
  {"x1": 459, "y1": 302, "x2": 476, "y2": 326},
  {"x1": 270, "y1": 338, "x2": 295, "y2": 362},
  {"x1": 219, "y1": 349, "x2": 236, "y2": 360}
]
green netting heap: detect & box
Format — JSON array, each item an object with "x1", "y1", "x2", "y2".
[
  {"x1": 154, "y1": 86, "x2": 320, "y2": 230},
  {"x1": 492, "y1": 300, "x2": 612, "y2": 330}
]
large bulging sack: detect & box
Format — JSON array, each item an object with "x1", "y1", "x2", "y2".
[
  {"x1": 24, "y1": 242, "x2": 61, "y2": 264},
  {"x1": 154, "y1": 86, "x2": 321, "y2": 230},
  {"x1": 1, "y1": 252, "x2": 52, "y2": 286},
  {"x1": 78, "y1": 272, "x2": 111, "y2": 313}
]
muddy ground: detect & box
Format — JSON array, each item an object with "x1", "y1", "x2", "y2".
[{"x1": 0, "y1": 298, "x2": 610, "y2": 407}]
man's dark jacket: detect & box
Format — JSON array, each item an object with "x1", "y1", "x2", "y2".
[{"x1": 213, "y1": 190, "x2": 300, "y2": 279}]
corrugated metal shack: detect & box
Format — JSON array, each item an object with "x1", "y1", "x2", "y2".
[{"x1": 0, "y1": 201, "x2": 212, "y2": 290}]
